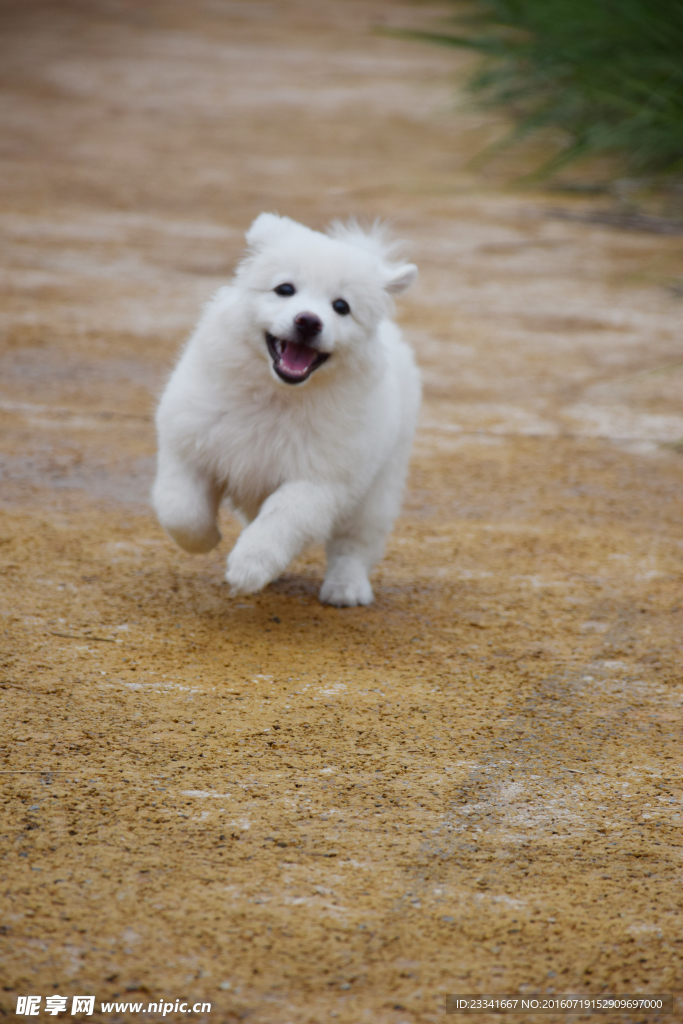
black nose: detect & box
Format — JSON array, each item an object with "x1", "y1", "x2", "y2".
[{"x1": 294, "y1": 311, "x2": 322, "y2": 338}]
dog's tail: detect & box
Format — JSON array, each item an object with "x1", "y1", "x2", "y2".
[{"x1": 326, "y1": 218, "x2": 405, "y2": 263}]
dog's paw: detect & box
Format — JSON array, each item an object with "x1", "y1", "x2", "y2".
[
  {"x1": 167, "y1": 522, "x2": 221, "y2": 554},
  {"x1": 225, "y1": 536, "x2": 279, "y2": 596},
  {"x1": 319, "y1": 561, "x2": 373, "y2": 607}
]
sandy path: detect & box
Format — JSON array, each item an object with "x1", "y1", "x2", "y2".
[{"x1": 1, "y1": 2, "x2": 682, "y2": 1022}]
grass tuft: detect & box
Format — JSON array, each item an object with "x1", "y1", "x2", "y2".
[{"x1": 394, "y1": 0, "x2": 683, "y2": 178}]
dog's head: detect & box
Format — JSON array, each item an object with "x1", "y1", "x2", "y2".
[{"x1": 235, "y1": 213, "x2": 417, "y2": 385}]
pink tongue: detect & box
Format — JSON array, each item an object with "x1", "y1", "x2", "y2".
[{"x1": 280, "y1": 341, "x2": 318, "y2": 375}]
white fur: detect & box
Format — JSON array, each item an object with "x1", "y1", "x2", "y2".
[{"x1": 152, "y1": 214, "x2": 420, "y2": 607}]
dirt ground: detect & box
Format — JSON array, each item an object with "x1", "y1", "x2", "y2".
[{"x1": 1, "y1": 2, "x2": 682, "y2": 1022}]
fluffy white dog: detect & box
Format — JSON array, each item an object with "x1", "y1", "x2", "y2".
[{"x1": 152, "y1": 213, "x2": 420, "y2": 606}]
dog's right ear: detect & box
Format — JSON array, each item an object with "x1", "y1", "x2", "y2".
[{"x1": 246, "y1": 212, "x2": 290, "y2": 249}]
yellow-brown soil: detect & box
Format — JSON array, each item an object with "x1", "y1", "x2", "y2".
[{"x1": 1, "y1": 3, "x2": 682, "y2": 1022}]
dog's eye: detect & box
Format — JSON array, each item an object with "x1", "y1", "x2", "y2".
[
  {"x1": 332, "y1": 298, "x2": 350, "y2": 316},
  {"x1": 274, "y1": 283, "x2": 296, "y2": 297}
]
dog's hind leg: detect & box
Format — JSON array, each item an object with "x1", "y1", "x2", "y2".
[
  {"x1": 319, "y1": 538, "x2": 375, "y2": 607},
  {"x1": 153, "y1": 450, "x2": 222, "y2": 553},
  {"x1": 320, "y1": 452, "x2": 407, "y2": 608}
]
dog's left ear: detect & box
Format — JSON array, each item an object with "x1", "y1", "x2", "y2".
[{"x1": 384, "y1": 264, "x2": 418, "y2": 294}]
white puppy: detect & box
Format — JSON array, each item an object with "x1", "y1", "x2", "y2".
[{"x1": 152, "y1": 213, "x2": 420, "y2": 607}]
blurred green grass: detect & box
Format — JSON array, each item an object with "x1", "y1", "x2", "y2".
[{"x1": 394, "y1": 0, "x2": 683, "y2": 180}]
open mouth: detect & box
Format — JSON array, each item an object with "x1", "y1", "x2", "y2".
[{"x1": 266, "y1": 332, "x2": 330, "y2": 385}]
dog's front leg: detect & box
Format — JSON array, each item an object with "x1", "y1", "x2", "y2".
[
  {"x1": 153, "y1": 449, "x2": 222, "y2": 554},
  {"x1": 226, "y1": 481, "x2": 338, "y2": 595}
]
